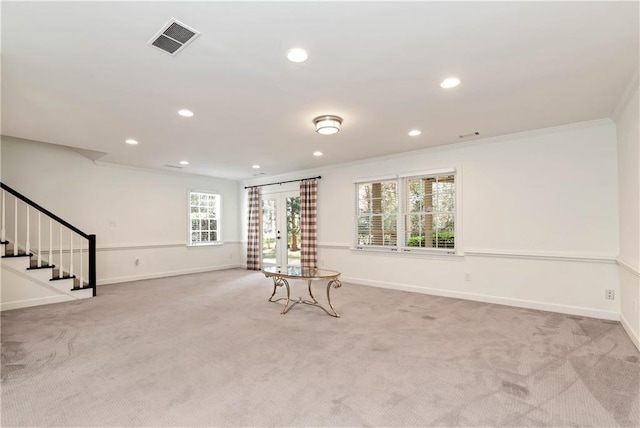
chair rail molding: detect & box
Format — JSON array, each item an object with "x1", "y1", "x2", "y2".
[{"x1": 464, "y1": 248, "x2": 617, "y2": 264}]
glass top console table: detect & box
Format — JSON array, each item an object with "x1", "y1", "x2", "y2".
[{"x1": 262, "y1": 266, "x2": 342, "y2": 318}]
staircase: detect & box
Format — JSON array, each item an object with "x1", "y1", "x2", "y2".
[{"x1": 1, "y1": 183, "x2": 96, "y2": 310}]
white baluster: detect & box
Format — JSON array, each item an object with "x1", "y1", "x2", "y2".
[
  {"x1": 13, "y1": 196, "x2": 18, "y2": 256},
  {"x1": 25, "y1": 206, "x2": 30, "y2": 255},
  {"x1": 37, "y1": 212, "x2": 42, "y2": 267},
  {"x1": 59, "y1": 225, "x2": 63, "y2": 279},
  {"x1": 49, "y1": 219, "x2": 53, "y2": 267},
  {"x1": 69, "y1": 230, "x2": 74, "y2": 280},
  {"x1": 80, "y1": 239, "x2": 84, "y2": 287}
]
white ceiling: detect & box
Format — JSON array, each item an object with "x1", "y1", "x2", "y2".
[{"x1": 2, "y1": 1, "x2": 638, "y2": 181}]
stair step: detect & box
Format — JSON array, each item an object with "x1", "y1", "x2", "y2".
[
  {"x1": 2, "y1": 252, "x2": 33, "y2": 258},
  {"x1": 50, "y1": 275, "x2": 76, "y2": 282},
  {"x1": 27, "y1": 264, "x2": 55, "y2": 270}
]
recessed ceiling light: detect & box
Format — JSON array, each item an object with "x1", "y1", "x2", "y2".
[
  {"x1": 287, "y1": 48, "x2": 308, "y2": 63},
  {"x1": 178, "y1": 109, "x2": 194, "y2": 117},
  {"x1": 440, "y1": 77, "x2": 461, "y2": 89},
  {"x1": 252, "y1": 164, "x2": 260, "y2": 169},
  {"x1": 408, "y1": 130, "x2": 422, "y2": 137},
  {"x1": 179, "y1": 160, "x2": 189, "y2": 165},
  {"x1": 313, "y1": 151, "x2": 323, "y2": 157},
  {"x1": 125, "y1": 139, "x2": 139, "y2": 145}
]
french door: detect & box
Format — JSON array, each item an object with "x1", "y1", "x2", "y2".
[{"x1": 261, "y1": 191, "x2": 301, "y2": 269}]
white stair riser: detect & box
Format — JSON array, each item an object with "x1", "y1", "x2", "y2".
[
  {"x1": 27, "y1": 269, "x2": 55, "y2": 282},
  {"x1": 2, "y1": 256, "x2": 32, "y2": 270},
  {"x1": 71, "y1": 288, "x2": 93, "y2": 299},
  {"x1": 48, "y1": 278, "x2": 76, "y2": 293}
]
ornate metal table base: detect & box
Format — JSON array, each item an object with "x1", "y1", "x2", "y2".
[{"x1": 263, "y1": 267, "x2": 342, "y2": 318}]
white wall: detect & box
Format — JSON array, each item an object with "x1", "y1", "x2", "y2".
[
  {"x1": 244, "y1": 120, "x2": 621, "y2": 320},
  {"x1": 1, "y1": 136, "x2": 243, "y2": 285},
  {"x1": 615, "y1": 84, "x2": 640, "y2": 350}
]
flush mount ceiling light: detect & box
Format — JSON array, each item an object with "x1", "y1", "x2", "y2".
[
  {"x1": 179, "y1": 160, "x2": 189, "y2": 165},
  {"x1": 313, "y1": 115, "x2": 343, "y2": 135},
  {"x1": 440, "y1": 77, "x2": 461, "y2": 89},
  {"x1": 252, "y1": 164, "x2": 261, "y2": 169},
  {"x1": 313, "y1": 151, "x2": 323, "y2": 157},
  {"x1": 408, "y1": 130, "x2": 422, "y2": 137},
  {"x1": 287, "y1": 48, "x2": 308, "y2": 63},
  {"x1": 178, "y1": 109, "x2": 194, "y2": 117},
  {"x1": 125, "y1": 139, "x2": 139, "y2": 145}
]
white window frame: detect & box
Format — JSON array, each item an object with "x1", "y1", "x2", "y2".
[
  {"x1": 188, "y1": 190, "x2": 222, "y2": 246},
  {"x1": 353, "y1": 168, "x2": 460, "y2": 255}
]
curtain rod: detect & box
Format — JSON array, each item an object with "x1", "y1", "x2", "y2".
[{"x1": 244, "y1": 176, "x2": 321, "y2": 189}]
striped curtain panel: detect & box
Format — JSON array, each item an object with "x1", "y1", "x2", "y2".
[
  {"x1": 246, "y1": 187, "x2": 261, "y2": 270},
  {"x1": 300, "y1": 179, "x2": 318, "y2": 269}
]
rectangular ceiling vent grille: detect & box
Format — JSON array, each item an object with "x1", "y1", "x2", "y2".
[
  {"x1": 148, "y1": 19, "x2": 200, "y2": 56},
  {"x1": 458, "y1": 131, "x2": 480, "y2": 139}
]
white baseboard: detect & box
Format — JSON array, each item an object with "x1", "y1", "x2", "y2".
[
  {"x1": 342, "y1": 276, "x2": 620, "y2": 321},
  {"x1": 1, "y1": 295, "x2": 78, "y2": 311},
  {"x1": 621, "y1": 313, "x2": 640, "y2": 352},
  {"x1": 97, "y1": 264, "x2": 245, "y2": 285}
]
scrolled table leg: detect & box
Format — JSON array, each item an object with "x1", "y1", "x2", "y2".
[
  {"x1": 268, "y1": 277, "x2": 279, "y2": 301},
  {"x1": 307, "y1": 279, "x2": 318, "y2": 304},
  {"x1": 278, "y1": 277, "x2": 292, "y2": 314},
  {"x1": 326, "y1": 279, "x2": 342, "y2": 318}
]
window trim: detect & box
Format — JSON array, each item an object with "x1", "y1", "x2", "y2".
[
  {"x1": 187, "y1": 190, "x2": 223, "y2": 247},
  {"x1": 353, "y1": 167, "x2": 461, "y2": 256}
]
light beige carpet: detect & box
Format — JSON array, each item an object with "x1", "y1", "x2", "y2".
[{"x1": 1, "y1": 268, "x2": 639, "y2": 427}]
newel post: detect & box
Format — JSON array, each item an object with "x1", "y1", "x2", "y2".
[{"x1": 88, "y1": 234, "x2": 97, "y2": 296}]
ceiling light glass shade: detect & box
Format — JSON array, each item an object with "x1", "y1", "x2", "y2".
[
  {"x1": 125, "y1": 139, "x2": 139, "y2": 145},
  {"x1": 178, "y1": 109, "x2": 194, "y2": 117},
  {"x1": 313, "y1": 151, "x2": 323, "y2": 157},
  {"x1": 313, "y1": 115, "x2": 343, "y2": 135},
  {"x1": 287, "y1": 48, "x2": 308, "y2": 63},
  {"x1": 179, "y1": 160, "x2": 189, "y2": 165},
  {"x1": 408, "y1": 130, "x2": 422, "y2": 136},
  {"x1": 252, "y1": 164, "x2": 260, "y2": 169},
  {"x1": 440, "y1": 77, "x2": 461, "y2": 89}
]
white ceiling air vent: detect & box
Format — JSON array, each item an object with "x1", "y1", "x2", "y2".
[
  {"x1": 458, "y1": 131, "x2": 480, "y2": 139},
  {"x1": 148, "y1": 19, "x2": 200, "y2": 55}
]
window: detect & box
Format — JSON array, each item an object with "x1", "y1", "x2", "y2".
[
  {"x1": 356, "y1": 179, "x2": 398, "y2": 246},
  {"x1": 355, "y1": 171, "x2": 456, "y2": 253},
  {"x1": 189, "y1": 191, "x2": 221, "y2": 245}
]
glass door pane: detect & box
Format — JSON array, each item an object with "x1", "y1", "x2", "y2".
[
  {"x1": 286, "y1": 196, "x2": 301, "y2": 267},
  {"x1": 261, "y1": 197, "x2": 277, "y2": 267}
]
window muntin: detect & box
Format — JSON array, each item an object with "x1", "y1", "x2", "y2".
[
  {"x1": 189, "y1": 191, "x2": 221, "y2": 245},
  {"x1": 355, "y1": 172, "x2": 456, "y2": 252}
]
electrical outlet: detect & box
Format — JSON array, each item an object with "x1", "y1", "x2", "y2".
[
  {"x1": 465, "y1": 273, "x2": 471, "y2": 281},
  {"x1": 605, "y1": 289, "x2": 615, "y2": 300},
  {"x1": 135, "y1": 258, "x2": 140, "y2": 267}
]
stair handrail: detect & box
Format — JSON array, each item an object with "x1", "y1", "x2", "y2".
[{"x1": 1, "y1": 182, "x2": 97, "y2": 296}]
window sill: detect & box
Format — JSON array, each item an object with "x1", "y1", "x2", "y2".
[
  {"x1": 187, "y1": 242, "x2": 224, "y2": 248},
  {"x1": 351, "y1": 246, "x2": 462, "y2": 259}
]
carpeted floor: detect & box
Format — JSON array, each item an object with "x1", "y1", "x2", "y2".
[{"x1": 1, "y1": 268, "x2": 639, "y2": 427}]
